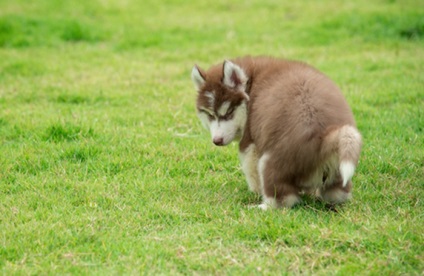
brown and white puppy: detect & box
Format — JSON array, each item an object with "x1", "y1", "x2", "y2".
[{"x1": 191, "y1": 56, "x2": 362, "y2": 209}]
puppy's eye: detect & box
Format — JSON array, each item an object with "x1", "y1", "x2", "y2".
[
  {"x1": 199, "y1": 109, "x2": 216, "y2": 120},
  {"x1": 223, "y1": 108, "x2": 235, "y2": 120},
  {"x1": 202, "y1": 111, "x2": 215, "y2": 120}
]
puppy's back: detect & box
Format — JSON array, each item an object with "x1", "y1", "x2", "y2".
[{"x1": 247, "y1": 58, "x2": 356, "y2": 182}]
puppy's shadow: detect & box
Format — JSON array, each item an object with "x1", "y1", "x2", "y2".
[
  {"x1": 296, "y1": 195, "x2": 342, "y2": 213},
  {"x1": 242, "y1": 193, "x2": 343, "y2": 213}
]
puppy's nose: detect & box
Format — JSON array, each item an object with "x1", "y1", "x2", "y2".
[{"x1": 213, "y1": 137, "x2": 224, "y2": 146}]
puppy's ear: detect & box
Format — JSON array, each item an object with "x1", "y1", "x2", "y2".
[
  {"x1": 222, "y1": 60, "x2": 248, "y2": 93},
  {"x1": 191, "y1": 65, "x2": 206, "y2": 91}
]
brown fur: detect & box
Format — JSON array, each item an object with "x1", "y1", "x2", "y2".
[{"x1": 195, "y1": 56, "x2": 362, "y2": 207}]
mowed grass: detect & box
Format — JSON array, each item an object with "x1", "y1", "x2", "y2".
[{"x1": 0, "y1": 0, "x2": 423, "y2": 274}]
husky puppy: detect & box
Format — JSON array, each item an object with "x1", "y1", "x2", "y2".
[{"x1": 191, "y1": 56, "x2": 362, "y2": 209}]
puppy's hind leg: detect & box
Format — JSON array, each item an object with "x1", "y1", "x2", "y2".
[
  {"x1": 257, "y1": 153, "x2": 301, "y2": 210},
  {"x1": 319, "y1": 176, "x2": 352, "y2": 204},
  {"x1": 318, "y1": 125, "x2": 361, "y2": 205}
]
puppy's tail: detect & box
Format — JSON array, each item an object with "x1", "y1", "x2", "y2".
[{"x1": 321, "y1": 125, "x2": 362, "y2": 187}]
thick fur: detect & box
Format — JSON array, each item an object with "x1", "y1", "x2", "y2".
[{"x1": 192, "y1": 56, "x2": 362, "y2": 209}]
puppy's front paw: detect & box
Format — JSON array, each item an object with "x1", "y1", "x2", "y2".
[
  {"x1": 247, "y1": 203, "x2": 269, "y2": 210},
  {"x1": 257, "y1": 203, "x2": 270, "y2": 210}
]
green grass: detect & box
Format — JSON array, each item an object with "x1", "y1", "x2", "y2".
[{"x1": 0, "y1": 0, "x2": 423, "y2": 274}]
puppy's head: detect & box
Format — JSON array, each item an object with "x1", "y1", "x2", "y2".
[{"x1": 192, "y1": 60, "x2": 250, "y2": 146}]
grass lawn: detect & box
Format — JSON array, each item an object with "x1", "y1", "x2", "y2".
[{"x1": 0, "y1": 0, "x2": 423, "y2": 274}]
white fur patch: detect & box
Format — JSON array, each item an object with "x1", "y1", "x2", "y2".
[
  {"x1": 204, "y1": 91, "x2": 215, "y2": 107},
  {"x1": 340, "y1": 161, "x2": 355, "y2": 187},
  {"x1": 197, "y1": 111, "x2": 210, "y2": 130},
  {"x1": 239, "y1": 144, "x2": 260, "y2": 194},
  {"x1": 258, "y1": 153, "x2": 270, "y2": 188},
  {"x1": 257, "y1": 197, "x2": 277, "y2": 210},
  {"x1": 257, "y1": 153, "x2": 272, "y2": 209},
  {"x1": 207, "y1": 102, "x2": 248, "y2": 145},
  {"x1": 233, "y1": 102, "x2": 248, "y2": 135},
  {"x1": 210, "y1": 119, "x2": 234, "y2": 145},
  {"x1": 209, "y1": 119, "x2": 220, "y2": 139},
  {"x1": 218, "y1": 101, "x2": 231, "y2": 116}
]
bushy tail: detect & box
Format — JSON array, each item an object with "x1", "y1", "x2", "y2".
[{"x1": 322, "y1": 125, "x2": 362, "y2": 187}]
